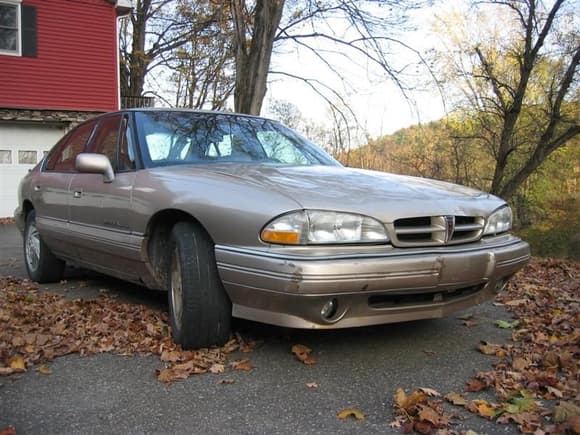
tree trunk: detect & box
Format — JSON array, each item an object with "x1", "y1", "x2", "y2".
[{"x1": 231, "y1": 0, "x2": 285, "y2": 115}]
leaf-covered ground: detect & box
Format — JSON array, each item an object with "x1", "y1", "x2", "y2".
[
  {"x1": 0, "y1": 276, "x2": 255, "y2": 384},
  {"x1": 1, "y1": 258, "x2": 578, "y2": 434},
  {"x1": 392, "y1": 259, "x2": 579, "y2": 434}
]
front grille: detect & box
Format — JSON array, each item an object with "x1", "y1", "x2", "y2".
[
  {"x1": 390, "y1": 215, "x2": 484, "y2": 247},
  {"x1": 368, "y1": 284, "x2": 484, "y2": 309}
]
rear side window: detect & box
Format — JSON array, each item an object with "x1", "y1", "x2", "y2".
[{"x1": 45, "y1": 120, "x2": 97, "y2": 172}]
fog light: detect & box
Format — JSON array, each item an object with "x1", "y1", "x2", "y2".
[{"x1": 321, "y1": 299, "x2": 338, "y2": 320}]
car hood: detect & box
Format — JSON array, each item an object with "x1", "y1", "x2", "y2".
[{"x1": 160, "y1": 164, "x2": 504, "y2": 221}]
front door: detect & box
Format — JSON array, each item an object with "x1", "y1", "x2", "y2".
[{"x1": 68, "y1": 114, "x2": 141, "y2": 279}]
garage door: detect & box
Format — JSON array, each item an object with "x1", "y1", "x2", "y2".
[{"x1": 0, "y1": 124, "x2": 66, "y2": 217}]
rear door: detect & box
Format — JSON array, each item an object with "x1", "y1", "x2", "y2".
[{"x1": 32, "y1": 120, "x2": 98, "y2": 254}]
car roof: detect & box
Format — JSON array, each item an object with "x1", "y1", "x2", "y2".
[{"x1": 110, "y1": 108, "x2": 274, "y2": 122}]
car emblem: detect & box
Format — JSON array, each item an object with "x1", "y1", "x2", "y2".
[{"x1": 444, "y1": 216, "x2": 455, "y2": 243}]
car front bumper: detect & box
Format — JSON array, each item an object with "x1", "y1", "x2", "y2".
[{"x1": 215, "y1": 235, "x2": 530, "y2": 329}]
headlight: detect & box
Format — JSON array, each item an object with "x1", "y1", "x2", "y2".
[
  {"x1": 261, "y1": 210, "x2": 389, "y2": 245},
  {"x1": 483, "y1": 206, "x2": 512, "y2": 236}
]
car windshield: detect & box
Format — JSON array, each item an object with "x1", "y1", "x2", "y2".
[{"x1": 134, "y1": 111, "x2": 340, "y2": 168}]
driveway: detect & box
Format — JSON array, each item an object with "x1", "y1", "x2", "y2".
[{"x1": 0, "y1": 223, "x2": 517, "y2": 434}]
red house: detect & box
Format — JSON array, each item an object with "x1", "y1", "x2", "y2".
[{"x1": 0, "y1": 0, "x2": 131, "y2": 217}]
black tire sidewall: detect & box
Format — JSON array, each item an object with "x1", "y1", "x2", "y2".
[{"x1": 167, "y1": 221, "x2": 231, "y2": 349}]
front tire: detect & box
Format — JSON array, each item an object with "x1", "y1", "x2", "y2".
[
  {"x1": 24, "y1": 210, "x2": 65, "y2": 283},
  {"x1": 168, "y1": 221, "x2": 231, "y2": 349}
]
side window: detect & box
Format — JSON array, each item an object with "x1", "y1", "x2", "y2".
[
  {"x1": 45, "y1": 120, "x2": 97, "y2": 172},
  {"x1": 88, "y1": 115, "x2": 122, "y2": 170},
  {"x1": 118, "y1": 116, "x2": 136, "y2": 171}
]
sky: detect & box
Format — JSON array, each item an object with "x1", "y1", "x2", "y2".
[
  {"x1": 145, "y1": 1, "x2": 450, "y2": 141},
  {"x1": 264, "y1": 1, "x2": 448, "y2": 139}
]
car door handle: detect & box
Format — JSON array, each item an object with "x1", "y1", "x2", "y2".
[{"x1": 73, "y1": 190, "x2": 82, "y2": 198}]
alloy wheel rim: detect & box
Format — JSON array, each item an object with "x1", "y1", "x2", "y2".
[
  {"x1": 170, "y1": 252, "x2": 183, "y2": 332},
  {"x1": 25, "y1": 224, "x2": 41, "y2": 272}
]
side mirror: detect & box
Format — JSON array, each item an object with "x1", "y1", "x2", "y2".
[{"x1": 76, "y1": 153, "x2": 115, "y2": 183}]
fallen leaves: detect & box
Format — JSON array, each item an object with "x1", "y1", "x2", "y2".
[
  {"x1": 336, "y1": 408, "x2": 365, "y2": 420},
  {"x1": 477, "y1": 341, "x2": 506, "y2": 357},
  {"x1": 494, "y1": 319, "x2": 520, "y2": 329},
  {"x1": 392, "y1": 387, "x2": 452, "y2": 432},
  {"x1": 0, "y1": 275, "x2": 250, "y2": 384},
  {"x1": 291, "y1": 344, "x2": 317, "y2": 365},
  {"x1": 230, "y1": 358, "x2": 254, "y2": 372},
  {"x1": 392, "y1": 259, "x2": 579, "y2": 433}
]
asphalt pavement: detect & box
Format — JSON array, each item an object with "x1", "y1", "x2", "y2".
[{"x1": 0, "y1": 223, "x2": 518, "y2": 434}]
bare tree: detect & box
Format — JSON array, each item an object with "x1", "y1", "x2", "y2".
[
  {"x1": 231, "y1": 0, "x2": 285, "y2": 115},
  {"x1": 230, "y1": 0, "x2": 431, "y2": 116},
  {"x1": 434, "y1": 0, "x2": 579, "y2": 198},
  {"x1": 120, "y1": 0, "x2": 188, "y2": 98}
]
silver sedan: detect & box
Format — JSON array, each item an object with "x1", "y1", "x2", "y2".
[{"x1": 15, "y1": 109, "x2": 530, "y2": 349}]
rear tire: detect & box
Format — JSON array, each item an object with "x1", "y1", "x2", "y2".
[
  {"x1": 168, "y1": 221, "x2": 231, "y2": 349},
  {"x1": 24, "y1": 210, "x2": 65, "y2": 283}
]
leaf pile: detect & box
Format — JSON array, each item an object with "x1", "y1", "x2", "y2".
[
  {"x1": 392, "y1": 258, "x2": 579, "y2": 433},
  {"x1": 0, "y1": 276, "x2": 244, "y2": 383},
  {"x1": 0, "y1": 217, "x2": 15, "y2": 225},
  {"x1": 392, "y1": 387, "x2": 452, "y2": 433}
]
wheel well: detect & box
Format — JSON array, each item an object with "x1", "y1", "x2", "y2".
[
  {"x1": 145, "y1": 209, "x2": 212, "y2": 288},
  {"x1": 22, "y1": 200, "x2": 34, "y2": 219}
]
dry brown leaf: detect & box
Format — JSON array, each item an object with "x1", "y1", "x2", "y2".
[
  {"x1": 160, "y1": 350, "x2": 181, "y2": 363},
  {"x1": 467, "y1": 400, "x2": 496, "y2": 419},
  {"x1": 418, "y1": 387, "x2": 441, "y2": 397},
  {"x1": 445, "y1": 392, "x2": 467, "y2": 407},
  {"x1": 9, "y1": 356, "x2": 26, "y2": 371},
  {"x1": 395, "y1": 388, "x2": 427, "y2": 411},
  {"x1": 231, "y1": 359, "x2": 254, "y2": 372},
  {"x1": 209, "y1": 363, "x2": 225, "y2": 374},
  {"x1": 306, "y1": 382, "x2": 319, "y2": 389},
  {"x1": 303, "y1": 356, "x2": 317, "y2": 365},
  {"x1": 417, "y1": 404, "x2": 441, "y2": 425},
  {"x1": 512, "y1": 357, "x2": 529, "y2": 371},
  {"x1": 336, "y1": 408, "x2": 365, "y2": 420},
  {"x1": 0, "y1": 426, "x2": 16, "y2": 435},
  {"x1": 37, "y1": 364, "x2": 51, "y2": 375},
  {"x1": 291, "y1": 344, "x2": 312, "y2": 361},
  {"x1": 217, "y1": 378, "x2": 235, "y2": 385},
  {"x1": 478, "y1": 341, "x2": 505, "y2": 356},
  {"x1": 413, "y1": 420, "x2": 433, "y2": 434},
  {"x1": 465, "y1": 379, "x2": 487, "y2": 392}
]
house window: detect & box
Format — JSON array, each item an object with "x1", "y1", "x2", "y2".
[
  {"x1": 0, "y1": 150, "x2": 12, "y2": 164},
  {"x1": 18, "y1": 150, "x2": 37, "y2": 164},
  {"x1": 0, "y1": 1, "x2": 36, "y2": 57},
  {"x1": 0, "y1": 2, "x2": 19, "y2": 54}
]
